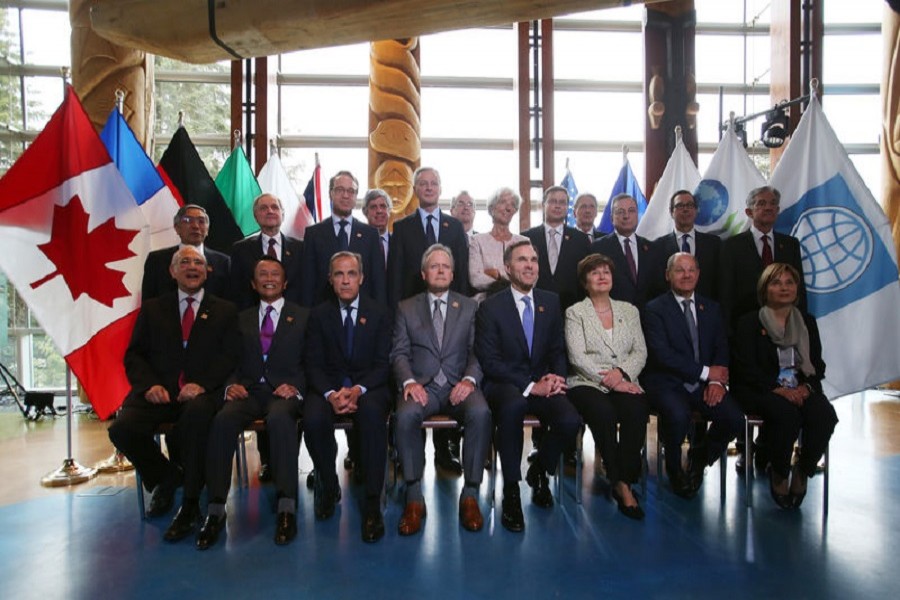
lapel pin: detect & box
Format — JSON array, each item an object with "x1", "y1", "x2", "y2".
[
  {"x1": 564, "y1": 234, "x2": 571, "y2": 241},
  {"x1": 207, "y1": 266, "x2": 214, "y2": 272},
  {"x1": 698, "y1": 304, "x2": 705, "y2": 311},
  {"x1": 761, "y1": 328, "x2": 767, "y2": 336},
  {"x1": 359, "y1": 317, "x2": 367, "y2": 325},
  {"x1": 451, "y1": 301, "x2": 459, "y2": 308},
  {"x1": 538, "y1": 306, "x2": 545, "y2": 313},
  {"x1": 286, "y1": 316, "x2": 294, "y2": 323},
  {"x1": 285, "y1": 250, "x2": 292, "y2": 257},
  {"x1": 356, "y1": 232, "x2": 362, "y2": 238},
  {"x1": 200, "y1": 313, "x2": 209, "y2": 320},
  {"x1": 442, "y1": 221, "x2": 449, "y2": 228},
  {"x1": 642, "y1": 244, "x2": 649, "y2": 252}
]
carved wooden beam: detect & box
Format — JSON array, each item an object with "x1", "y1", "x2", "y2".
[{"x1": 91, "y1": 0, "x2": 650, "y2": 64}]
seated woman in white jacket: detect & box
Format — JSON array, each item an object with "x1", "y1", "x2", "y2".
[{"x1": 565, "y1": 253, "x2": 648, "y2": 520}]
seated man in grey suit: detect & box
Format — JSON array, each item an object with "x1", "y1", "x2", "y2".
[
  {"x1": 197, "y1": 257, "x2": 309, "y2": 550},
  {"x1": 391, "y1": 244, "x2": 491, "y2": 535}
]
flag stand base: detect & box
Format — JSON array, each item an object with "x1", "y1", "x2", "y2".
[
  {"x1": 94, "y1": 450, "x2": 134, "y2": 473},
  {"x1": 41, "y1": 458, "x2": 97, "y2": 487}
]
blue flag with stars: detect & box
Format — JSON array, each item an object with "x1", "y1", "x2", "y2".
[
  {"x1": 598, "y1": 159, "x2": 647, "y2": 234},
  {"x1": 562, "y1": 169, "x2": 579, "y2": 227}
]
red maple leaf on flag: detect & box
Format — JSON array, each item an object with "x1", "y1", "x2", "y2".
[{"x1": 30, "y1": 194, "x2": 139, "y2": 307}]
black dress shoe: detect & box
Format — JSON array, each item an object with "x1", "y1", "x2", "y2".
[
  {"x1": 768, "y1": 468, "x2": 793, "y2": 509},
  {"x1": 146, "y1": 482, "x2": 176, "y2": 518},
  {"x1": 687, "y1": 447, "x2": 708, "y2": 492},
  {"x1": 525, "y1": 447, "x2": 539, "y2": 464},
  {"x1": 735, "y1": 452, "x2": 747, "y2": 477},
  {"x1": 343, "y1": 454, "x2": 355, "y2": 471},
  {"x1": 258, "y1": 464, "x2": 272, "y2": 482},
  {"x1": 306, "y1": 470, "x2": 316, "y2": 490},
  {"x1": 434, "y1": 447, "x2": 463, "y2": 476},
  {"x1": 611, "y1": 486, "x2": 644, "y2": 521},
  {"x1": 501, "y1": 486, "x2": 525, "y2": 532},
  {"x1": 525, "y1": 462, "x2": 553, "y2": 508},
  {"x1": 670, "y1": 470, "x2": 696, "y2": 499},
  {"x1": 789, "y1": 464, "x2": 808, "y2": 509},
  {"x1": 196, "y1": 513, "x2": 226, "y2": 550},
  {"x1": 274, "y1": 512, "x2": 297, "y2": 545},
  {"x1": 361, "y1": 508, "x2": 385, "y2": 543},
  {"x1": 314, "y1": 475, "x2": 341, "y2": 520},
  {"x1": 164, "y1": 502, "x2": 200, "y2": 542}
]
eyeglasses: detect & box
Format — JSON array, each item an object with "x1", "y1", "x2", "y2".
[
  {"x1": 332, "y1": 186, "x2": 358, "y2": 196},
  {"x1": 753, "y1": 200, "x2": 779, "y2": 208},
  {"x1": 613, "y1": 208, "x2": 638, "y2": 216},
  {"x1": 673, "y1": 202, "x2": 697, "y2": 210},
  {"x1": 178, "y1": 216, "x2": 208, "y2": 225}
]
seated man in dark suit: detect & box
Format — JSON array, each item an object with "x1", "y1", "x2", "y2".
[
  {"x1": 591, "y1": 193, "x2": 654, "y2": 310},
  {"x1": 304, "y1": 251, "x2": 393, "y2": 543},
  {"x1": 649, "y1": 190, "x2": 721, "y2": 300},
  {"x1": 641, "y1": 252, "x2": 743, "y2": 498},
  {"x1": 522, "y1": 186, "x2": 592, "y2": 312},
  {"x1": 475, "y1": 240, "x2": 582, "y2": 533},
  {"x1": 141, "y1": 204, "x2": 231, "y2": 300},
  {"x1": 391, "y1": 244, "x2": 491, "y2": 535},
  {"x1": 197, "y1": 257, "x2": 309, "y2": 550},
  {"x1": 109, "y1": 246, "x2": 240, "y2": 541},
  {"x1": 229, "y1": 193, "x2": 304, "y2": 310},
  {"x1": 301, "y1": 171, "x2": 386, "y2": 307}
]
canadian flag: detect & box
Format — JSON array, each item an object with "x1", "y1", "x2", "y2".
[{"x1": 0, "y1": 86, "x2": 150, "y2": 419}]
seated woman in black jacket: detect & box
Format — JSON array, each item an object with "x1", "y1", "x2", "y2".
[{"x1": 731, "y1": 263, "x2": 838, "y2": 509}]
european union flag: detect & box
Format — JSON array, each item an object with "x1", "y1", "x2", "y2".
[
  {"x1": 598, "y1": 159, "x2": 647, "y2": 234},
  {"x1": 561, "y1": 169, "x2": 579, "y2": 227}
]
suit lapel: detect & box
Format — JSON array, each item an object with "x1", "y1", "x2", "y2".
[
  {"x1": 268, "y1": 303, "x2": 295, "y2": 356},
  {"x1": 532, "y1": 228, "x2": 552, "y2": 280},
  {"x1": 502, "y1": 290, "x2": 530, "y2": 356},
  {"x1": 665, "y1": 293, "x2": 693, "y2": 348},
  {"x1": 322, "y1": 218, "x2": 338, "y2": 255},
  {"x1": 417, "y1": 294, "x2": 440, "y2": 351}
]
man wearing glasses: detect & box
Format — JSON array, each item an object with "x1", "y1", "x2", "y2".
[
  {"x1": 449, "y1": 191, "x2": 477, "y2": 238},
  {"x1": 592, "y1": 193, "x2": 654, "y2": 310},
  {"x1": 301, "y1": 170, "x2": 386, "y2": 307},
  {"x1": 649, "y1": 190, "x2": 721, "y2": 300},
  {"x1": 141, "y1": 204, "x2": 231, "y2": 300}
]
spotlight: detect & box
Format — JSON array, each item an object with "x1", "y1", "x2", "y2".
[
  {"x1": 761, "y1": 109, "x2": 789, "y2": 148},
  {"x1": 734, "y1": 122, "x2": 748, "y2": 148}
]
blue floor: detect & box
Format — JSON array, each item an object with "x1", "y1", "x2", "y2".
[{"x1": 1, "y1": 391, "x2": 898, "y2": 599}]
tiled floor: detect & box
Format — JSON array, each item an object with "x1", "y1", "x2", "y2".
[{"x1": 0, "y1": 390, "x2": 898, "y2": 599}]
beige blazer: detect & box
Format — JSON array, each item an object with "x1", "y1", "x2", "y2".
[{"x1": 565, "y1": 297, "x2": 646, "y2": 392}]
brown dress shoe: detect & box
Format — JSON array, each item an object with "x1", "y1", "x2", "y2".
[
  {"x1": 458, "y1": 497, "x2": 484, "y2": 532},
  {"x1": 398, "y1": 501, "x2": 427, "y2": 536}
]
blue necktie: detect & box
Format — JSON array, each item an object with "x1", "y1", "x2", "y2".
[
  {"x1": 343, "y1": 304, "x2": 354, "y2": 359},
  {"x1": 681, "y1": 233, "x2": 691, "y2": 253},
  {"x1": 521, "y1": 296, "x2": 534, "y2": 355},
  {"x1": 425, "y1": 215, "x2": 437, "y2": 246},
  {"x1": 338, "y1": 219, "x2": 349, "y2": 251}
]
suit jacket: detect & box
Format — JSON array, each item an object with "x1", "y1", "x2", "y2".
[
  {"x1": 123, "y1": 292, "x2": 240, "y2": 403},
  {"x1": 564, "y1": 297, "x2": 646, "y2": 391},
  {"x1": 475, "y1": 288, "x2": 567, "y2": 395},
  {"x1": 229, "y1": 233, "x2": 304, "y2": 310},
  {"x1": 388, "y1": 211, "x2": 469, "y2": 306},
  {"x1": 390, "y1": 291, "x2": 482, "y2": 388},
  {"x1": 522, "y1": 225, "x2": 591, "y2": 312},
  {"x1": 305, "y1": 295, "x2": 392, "y2": 395},
  {"x1": 649, "y1": 230, "x2": 721, "y2": 300},
  {"x1": 140, "y1": 245, "x2": 231, "y2": 301},
  {"x1": 718, "y1": 229, "x2": 806, "y2": 332},
  {"x1": 731, "y1": 310, "x2": 825, "y2": 398},
  {"x1": 230, "y1": 301, "x2": 310, "y2": 397},
  {"x1": 640, "y1": 292, "x2": 729, "y2": 394},
  {"x1": 591, "y1": 233, "x2": 654, "y2": 310},
  {"x1": 300, "y1": 217, "x2": 386, "y2": 307}
]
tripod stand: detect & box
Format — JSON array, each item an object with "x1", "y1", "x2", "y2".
[{"x1": 0, "y1": 360, "x2": 28, "y2": 418}]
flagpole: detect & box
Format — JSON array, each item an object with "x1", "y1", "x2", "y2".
[{"x1": 41, "y1": 367, "x2": 97, "y2": 487}]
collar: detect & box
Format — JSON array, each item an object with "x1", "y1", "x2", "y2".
[
  {"x1": 672, "y1": 291, "x2": 696, "y2": 305},
  {"x1": 616, "y1": 232, "x2": 636, "y2": 245},
  {"x1": 261, "y1": 232, "x2": 280, "y2": 247},
  {"x1": 260, "y1": 297, "x2": 285, "y2": 316},
  {"x1": 674, "y1": 228, "x2": 695, "y2": 238},
  {"x1": 544, "y1": 223, "x2": 564, "y2": 237},
  {"x1": 179, "y1": 242, "x2": 204, "y2": 254},
  {"x1": 428, "y1": 291, "x2": 449, "y2": 305},
  {"x1": 340, "y1": 295, "x2": 361, "y2": 312},
  {"x1": 511, "y1": 286, "x2": 534, "y2": 305},
  {"x1": 749, "y1": 223, "x2": 773, "y2": 239},
  {"x1": 178, "y1": 288, "x2": 205, "y2": 305}
]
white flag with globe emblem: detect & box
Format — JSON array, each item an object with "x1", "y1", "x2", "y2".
[
  {"x1": 636, "y1": 133, "x2": 702, "y2": 240},
  {"x1": 770, "y1": 93, "x2": 900, "y2": 397},
  {"x1": 693, "y1": 123, "x2": 765, "y2": 238}
]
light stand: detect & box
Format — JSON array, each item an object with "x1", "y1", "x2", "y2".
[
  {"x1": 40, "y1": 367, "x2": 97, "y2": 487},
  {"x1": 719, "y1": 94, "x2": 810, "y2": 148}
]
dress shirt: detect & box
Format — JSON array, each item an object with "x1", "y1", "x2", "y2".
[
  {"x1": 417, "y1": 207, "x2": 441, "y2": 242},
  {"x1": 177, "y1": 288, "x2": 205, "y2": 320},
  {"x1": 260, "y1": 233, "x2": 282, "y2": 260},
  {"x1": 672, "y1": 291, "x2": 709, "y2": 382},
  {"x1": 543, "y1": 223, "x2": 565, "y2": 252},
  {"x1": 258, "y1": 297, "x2": 285, "y2": 330},
  {"x1": 616, "y1": 232, "x2": 640, "y2": 272},
  {"x1": 674, "y1": 229, "x2": 695, "y2": 255},
  {"x1": 332, "y1": 216, "x2": 353, "y2": 238},
  {"x1": 511, "y1": 287, "x2": 538, "y2": 397},
  {"x1": 749, "y1": 224, "x2": 775, "y2": 259}
]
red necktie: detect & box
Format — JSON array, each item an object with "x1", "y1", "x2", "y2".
[
  {"x1": 178, "y1": 297, "x2": 195, "y2": 388},
  {"x1": 761, "y1": 235, "x2": 773, "y2": 267},
  {"x1": 267, "y1": 237, "x2": 277, "y2": 258}
]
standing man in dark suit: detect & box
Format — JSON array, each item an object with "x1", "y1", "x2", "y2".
[
  {"x1": 391, "y1": 244, "x2": 491, "y2": 535},
  {"x1": 641, "y1": 253, "x2": 743, "y2": 498},
  {"x1": 475, "y1": 240, "x2": 582, "y2": 532},
  {"x1": 141, "y1": 204, "x2": 231, "y2": 300},
  {"x1": 592, "y1": 193, "x2": 654, "y2": 310},
  {"x1": 197, "y1": 257, "x2": 308, "y2": 550},
  {"x1": 109, "y1": 247, "x2": 240, "y2": 541},
  {"x1": 362, "y1": 188, "x2": 392, "y2": 268},
  {"x1": 229, "y1": 193, "x2": 304, "y2": 310},
  {"x1": 573, "y1": 192, "x2": 601, "y2": 240},
  {"x1": 450, "y1": 190, "x2": 477, "y2": 237},
  {"x1": 304, "y1": 251, "x2": 393, "y2": 543},
  {"x1": 719, "y1": 185, "x2": 806, "y2": 332},
  {"x1": 522, "y1": 186, "x2": 592, "y2": 312},
  {"x1": 301, "y1": 171, "x2": 386, "y2": 307},
  {"x1": 388, "y1": 167, "x2": 470, "y2": 306},
  {"x1": 650, "y1": 190, "x2": 721, "y2": 300}
]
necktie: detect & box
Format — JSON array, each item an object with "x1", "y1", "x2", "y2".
[
  {"x1": 681, "y1": 233, "x2": 691, "y2": 254},
  {"x1": 260, "y1": 305, "x2": 275, "y2": 357},
  {"x1": 521, "y1": 296, "x2": 534, "y2": 355},
  {"x1": 433, "y1": 299, "x2": 448, "y2": 386},
  {"x1": 181, "y1": 297, "x2": 195, "y2": 347},
  {"x1": 425, "y1": 215, "x2": 437, "y2": 247},
  {"x1": 761, "y1": 234, "x2": 773, "y2": 267},
  {"x1": 624, "y1": 238, "x2": 638, "y2": 284},
  {"x1": 548, "y1": 229, "x2": 560, "y2": 275},
  {"x1": 682, "y1": 299, "x2": 699, "y2": 362},
  {"x1": 343, "y1": 304, "x2": 354, "y2": 359},
  {"x1": 267, "y1": 237, "x2": 277, "y2": 258},
  {"x1": 338, "y1": 219, "x2": 349, "y2": 251},
  {"x1": 381, "y1": 235, "x2": 389, "y2": 266}
]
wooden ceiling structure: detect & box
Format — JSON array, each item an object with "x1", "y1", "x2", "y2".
[{"x1": 89, "y1": 0, "x2": 660, "y2": 63}]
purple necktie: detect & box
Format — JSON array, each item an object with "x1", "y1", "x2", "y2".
[
  {"x1": 624, "y1": 238, "x2": 637, "y2": 284},
  {"x1": 260, "y1": 305, "x2": 275, "y2": 356}
]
